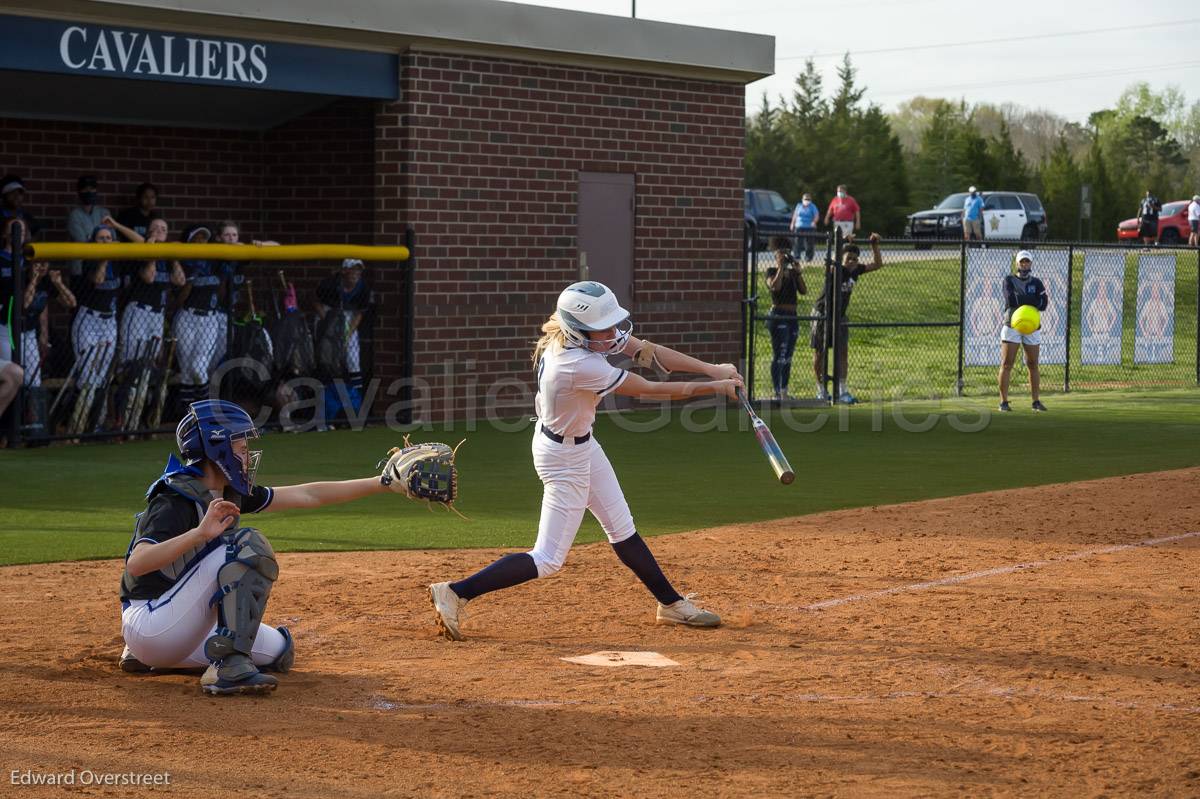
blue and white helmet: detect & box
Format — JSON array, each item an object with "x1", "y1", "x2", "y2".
[
  {"x1": 556, "y1": 281, "x2": 632, "y2": 354},
  {"x1": 175, "y1": 399, "x2": 261, "y2": 495}
]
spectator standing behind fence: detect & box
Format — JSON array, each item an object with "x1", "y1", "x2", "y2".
[
  {"x1": 998, "y1": 249, "x2": 1048, "y2": 413},
  {"x1": 73, "y1": 219, "x2": 143, "y2": 430},
  {"x1": 962, "y1": 186, "x2": 984, "y2": 243},
  {"x1": 1137, "y1": 189, "x2": 1161, "y2": 247},
  {"x1": 790, "y1": 192, "x2": 819, "y2": 262},
  {"x1": 21, "y1": 258, "x2": 76, "y2": 438},
  {"x1": 215, "y1": 220, "x2": 279, "y2": 374},
  {"x1": 810, "y1": 233, "x2": 883, "y2": 404},
  {"x1": 765, "y1": 237, "x2": 807, "y2": 401},
  {"x1": 173, "y1": 225, "x2": 223, "y2": 412},
  {"x1": 66, "y1": 176, "x2": 111, "y2": 277},
  {"x1": 1188, "y1": 195, "x2": 1200, "y2": 248},
  {"x1": 823, "y1": 185, "x2": 860, "y2": 241},
  {"x1": 115, "y1": 217, "x2": 182, "y2": 428},
  {"x1": 315, "y1": 258, "x2": 372, "y2": 424},
  {"x1": 115, "y1": 183, "x2": 159, "y2": 242},
  {"x1": 1, "y1": 175, "x2": 40, "y2": 238},
  {"x1": 22, "y1": 259, "x2": 76, "y2": 388},
  {"x1": 0, "y1": 219, "x2": 28, "y2": 431}
]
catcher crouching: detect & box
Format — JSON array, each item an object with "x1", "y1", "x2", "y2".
[{"x1": 118, "y1": 399, "x2": 459, "y2": 695}]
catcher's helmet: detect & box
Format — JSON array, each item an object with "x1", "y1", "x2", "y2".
[
  {"x1": 176, "y1": 399, "x2": 261, "y2": 495},
  {"x1": 556, "y1": 281, "x2": 632, "y2": 353}
]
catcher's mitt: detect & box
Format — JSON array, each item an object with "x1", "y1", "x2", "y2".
[{"x1": 378, "y1": 437, "x2": 463, "y2": 513}]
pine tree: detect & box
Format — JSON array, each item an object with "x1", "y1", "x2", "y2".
[{"x1": 1039, "y1": 136, "x2": 1081, "y2": 239}]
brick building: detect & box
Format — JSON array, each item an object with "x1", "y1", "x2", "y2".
[{"x1": 0, "y1": 1, "x2": 772, "y2": 423}]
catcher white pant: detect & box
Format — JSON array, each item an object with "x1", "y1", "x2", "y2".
[
  {"x1": 173, "y1": 309, "x2": 222, "y2": 386},
  {"x1": 120, "y1": 303, "x2": 164, "y2": 363},
  {"x1": 528, "y1": 430, "x2": 636, "y2": 578},
  {"x1": 21, "y1": 330, "x2": 39, "y2": 387},
  {"x1": 71, "y1": 308, "x2": 117, "y2": 388},
  {"x1": 121, "y1": 545, "x2": 288, "y2": 668}
]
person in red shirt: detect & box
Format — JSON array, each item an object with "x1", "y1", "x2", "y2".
[{"x1": 823, "y1": 184, "x2": 860, "y2": 240}]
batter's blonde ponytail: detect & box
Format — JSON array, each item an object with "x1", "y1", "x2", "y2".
[{"x1": 531, "y1": 312, "x2": 568, "y2": 368}]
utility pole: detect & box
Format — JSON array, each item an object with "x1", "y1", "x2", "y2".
[{"x1": 632, "y1": 1, "x2": 636, "y2": 17}]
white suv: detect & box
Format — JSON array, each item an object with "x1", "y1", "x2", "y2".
[{"x1": 908, "y1": 191, "x2": 1048, "y2": 242}]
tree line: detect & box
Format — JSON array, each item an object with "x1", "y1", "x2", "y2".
[{"x1": 746, "y1": 56, "x2": 1200, "y2": 240}]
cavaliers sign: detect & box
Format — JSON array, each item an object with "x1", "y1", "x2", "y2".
[
  {"x1": 59, "y1": 26, "x2": 270, "y2": 84},
  {"x1": 0, "y1": 14, "x2": 398, "y2": 99}
]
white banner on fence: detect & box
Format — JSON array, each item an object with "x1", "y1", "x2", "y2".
[
  {"x1": 964, "y1": 248, "x2": 1067, "y2": 365},
  {"x1": 963, "y1": 249, "x2": 1013, "y2": 366},
  {"x1": 1035, "y1": 249, "x2": 1069, "y2": 365},
  {"x1": 1080, "y1": 252, "x2": 1125, "y2": 365},
  {"x1": 1134, "y1": 254, "x2": 1175, "y2": 364}
]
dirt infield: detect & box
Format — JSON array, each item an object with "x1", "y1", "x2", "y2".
[{"x1": 2, "y1": 469, "x2": 1198, "y2": 798}]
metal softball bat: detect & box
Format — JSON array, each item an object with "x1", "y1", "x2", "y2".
[{"x1": 735, "y1": 387, "x2": 795, "y2": 485}]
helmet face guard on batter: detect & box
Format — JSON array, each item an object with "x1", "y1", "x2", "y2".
[
  {"x1": 176, "y1": 399, "x2": 262, "y2": 495},
  {"x1": 557, "y1": 281, "x2": 632, "y2": 355}
]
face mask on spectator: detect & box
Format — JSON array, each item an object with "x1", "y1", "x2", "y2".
[
  {"x1": 801, "y1": 198, "x2": 811, "y2": 206},
  {"x1": 837, "y1": 190, "x2": 846, "y2": 198},
  {"x1": 79, "y1": 191, "x2": 98, "y2": 205}
]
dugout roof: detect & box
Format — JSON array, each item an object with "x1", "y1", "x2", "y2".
[{"x1": 1, "y1": 0, "x2": 774, "y2": 129}]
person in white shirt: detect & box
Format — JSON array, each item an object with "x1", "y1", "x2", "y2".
[
  {"x1": 1188, "y1": 195, "x2": 1200, "y2": 248},
  {"x1": 429, "y1": 281, "x2": 743, "y2": 640}
]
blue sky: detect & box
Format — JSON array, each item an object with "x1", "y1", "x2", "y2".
[{"x1": 507, "y1": 0, "x2": 1200, "y2": 121}]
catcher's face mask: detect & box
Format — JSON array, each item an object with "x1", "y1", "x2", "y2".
[{"x1": 229, "y1": 435, "x2": 262, "y2": 494}]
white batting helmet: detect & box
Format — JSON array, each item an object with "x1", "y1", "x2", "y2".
[{"x1": 556, "y1": 281, "x2": 632, "y2": 353}]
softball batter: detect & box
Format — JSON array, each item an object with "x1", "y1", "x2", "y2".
[
  {"x1": 119, "y1": 399, "x2": 451, "y2": 695},
  {"x1": 430, "y1": 281, "x2": 742, "y2": 640}
]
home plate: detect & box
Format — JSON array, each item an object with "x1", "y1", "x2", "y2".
[{"x1": 561, "y1": 651, "x2": 679, "y2": 668}]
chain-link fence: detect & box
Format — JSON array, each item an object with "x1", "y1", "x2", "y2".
[
  {"x1": 2, "y1": 225, "x2": 405, "y2": 446},
  {"x1": 744, "y1": 231, "x2": 1200, "y2": 404}
]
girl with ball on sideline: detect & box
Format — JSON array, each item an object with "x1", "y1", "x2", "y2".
[
  {"x1": 998, "y1": 250, "x2": 1049, "y2": 413},
  {"x1": 429, "y1": 281, "x2": 743, "y2": 640}
]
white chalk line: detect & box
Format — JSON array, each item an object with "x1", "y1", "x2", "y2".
[{"x1": 762, "y1": 530, "x2": 1200, "y2": 612}]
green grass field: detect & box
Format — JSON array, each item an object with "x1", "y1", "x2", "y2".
[
  {"x1": 2, "y1": 389, "x2": 1198, "y2": 566},
  {"x1": 747, "y1": 246, "x2": 1199, "y2": 401}
]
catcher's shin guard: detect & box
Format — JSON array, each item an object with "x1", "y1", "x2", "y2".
[{"x1": 205, "y1": 527, "x2": 278, "y2": 674}]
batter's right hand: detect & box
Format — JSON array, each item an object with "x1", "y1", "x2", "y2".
[
  {"x1": 714, "y1": 377, "x2": 744, "y2": 400},
  {"x1": 199, "y1": 499, "x2": 240, "y2": 541}
]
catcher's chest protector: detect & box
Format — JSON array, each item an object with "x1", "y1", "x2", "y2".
[{"x1": 137, "y1": 473, "x2": 216, "y2": 580}]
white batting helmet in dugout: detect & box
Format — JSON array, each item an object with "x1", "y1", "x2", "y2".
[{"x1": 556, "y1": 281, "x2": 632, "y2": 353}]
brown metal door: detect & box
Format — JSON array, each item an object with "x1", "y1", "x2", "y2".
[{"x1": 577, "y1": 172, "x2": 634, "y2": 307}]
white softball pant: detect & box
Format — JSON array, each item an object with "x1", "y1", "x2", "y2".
[
  {"x1": 528, "y1": 431, "x2": 637, "y2": 578},
  {"x1": 21, "y1": 330, "x2": 39, "y2": 386},
  {"x1": 211, "y1": 311, "x2": 228, "y2": 373},
  {"x1": 121, "y1": 545, "x2": 287, "y2": 669},
  {"x1": 347, "y1": 329, "x2": 361, "y2": 374},
  {"x1": 119, "y1": 303, "x2": 164, "y2": 363},
  {"x1": 71, "y1": 308, "x2": 117, "y2": 388},
  {"x1": 173, "y1": 309, "x2": 221, "y2": 386}
]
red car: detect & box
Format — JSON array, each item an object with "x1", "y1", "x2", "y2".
[{"x1": 1117, "y1": 200, "x2": 1190, "y2": 243}]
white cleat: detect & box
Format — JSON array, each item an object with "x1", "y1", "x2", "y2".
[
  {"x1": 429, "y1": 582, "x2": 468, "y2": 641},
  {"x1": 656, "y1": 593, "x2": 721, "y2": 628}
]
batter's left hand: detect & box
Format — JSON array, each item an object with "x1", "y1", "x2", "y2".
[{"x1": 707, "y1": 363, "x2": 742, "y2": 381}]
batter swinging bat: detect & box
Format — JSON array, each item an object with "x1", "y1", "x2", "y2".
[{"x1": 735, "y1": 387, "x2": 795, "y2": 485}]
